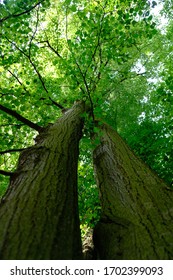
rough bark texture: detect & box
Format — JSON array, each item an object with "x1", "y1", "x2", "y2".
[
  {"x1": 93, "y1": 123, "x2": 173, "y2": 260},
  {"x1": 0, "y1": 102, "x2": 85, "y2": 260}
]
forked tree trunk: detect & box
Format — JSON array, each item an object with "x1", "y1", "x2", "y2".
[
  {"x1": 0, "y1": 102, "x2": 85, "y2": 260},
  {"x1": 93, "y1": 123, "x2": 173, "y2": 260}
]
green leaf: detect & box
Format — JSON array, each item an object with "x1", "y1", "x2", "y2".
[{"x1": 71, "y1": 5, "x2": 77, "y2": 12}]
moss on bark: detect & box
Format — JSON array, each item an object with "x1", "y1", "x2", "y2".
[
  {"x1": 93, "y1": 123, "x2": 173, "y2": 259},
  {"x1": 0, "y1": 102, "x2": 85, "y2": 260}
]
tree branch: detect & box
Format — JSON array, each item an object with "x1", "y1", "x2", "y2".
[
  {"x1": 7, "y1": 69, "x2": 65, "y2": 110},
  {"x1": 0, "y1": 0, "x2": 45, "y2": 24},
  {"x1": 37, "y1": 40, "x2": 62, "y2": 58},
  {"x1": 0, "y1": 104, "x2": 43, "y2": 132},
  {"x1": 46, "y1": 40, "x2": 62, "y2": 58},
  {"x1": 0, "y1": 148, "x2": 26, "y2": 155},
  {"x1": 5, "y1": 37, "x2": 49, "y2": 94},
  {"x1": 64, "y1": 9, "x2": 86, "y2": 95},
  {"x1": 28, "y1": 5, "x2": 40, "y2": 58},
  {"x1": 7, "y1": 70, "x2": 28, "y2": 92},
  {"x1": 48, "y1": 97, "x2": 65, "y2": 109},
  {"x1": 0, "y1": 170, "x2": 13, "y2": 176}
]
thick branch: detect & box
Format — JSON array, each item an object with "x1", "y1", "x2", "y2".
[
  {"x1": 0, "y1": 104, "x2": 42, "y2": 132},
  {"x1": 0, "y1": 170, "x2": 13, "y2": 176}
]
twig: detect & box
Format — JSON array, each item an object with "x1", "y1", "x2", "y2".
[
  {"x1": 7, "y1": 70, "x2": 28, "y2": 92},
  {"x1": 29, "y1": 5, "x2": 40, "y2": 58},
  {"x1": 5, "y1": 37, "x2": 49, "y2": 94},
  {"x1": 46, "y1": 40, "x2": 62, "y2": 58}
]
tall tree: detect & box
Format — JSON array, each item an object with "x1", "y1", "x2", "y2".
[
  {"x1": 93, "y1": 123, "x2": 173, "y2": 259},
  {"x1": 0, "y1": 0, "x2": 172, "y2": 259},
  {"x1": 0, "y1": 101, "x2": 84, "y2": 259}
]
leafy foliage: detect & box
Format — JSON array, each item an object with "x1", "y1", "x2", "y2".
[{"x1": 0, "y1": 0, "x2": 172, "y2": 230}]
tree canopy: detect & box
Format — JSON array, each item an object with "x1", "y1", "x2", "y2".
[{"x1": 0, "y1": 0, "x2": 173, "y2": 231}]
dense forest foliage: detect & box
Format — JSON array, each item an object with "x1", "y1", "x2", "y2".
[{"x1": 0, "y1": 0, "x2": 173, "y2": 235}]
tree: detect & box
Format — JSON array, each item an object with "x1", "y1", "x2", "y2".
[
  {"x1": 93, "y1": 123, "x2": 173, "y2": 259},
  {"x1": 0, "y1": 101, "x2": 84, "y2": 259},
  {"x1": 0, "y1": 0, "x2": 172, "y2": 259}
]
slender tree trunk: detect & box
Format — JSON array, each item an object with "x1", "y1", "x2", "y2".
[
  {"x1": 0, "y1": 102, "x2": 85, "y2": 260},
  {"x1": 93, "y1": 123, "x2": 173, "y2": 260}
]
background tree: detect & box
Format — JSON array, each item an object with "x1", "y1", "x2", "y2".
[{"x1": 0, "y1": 0, "x2": 173, "y2": 259}]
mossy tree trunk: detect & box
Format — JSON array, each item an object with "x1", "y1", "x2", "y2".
[
  {"x1": 93, "y1": 123, "x2": 173, "y2": 260},
  {"x1": 0, "y1": 102, "x2": 85, "y2": 260}
]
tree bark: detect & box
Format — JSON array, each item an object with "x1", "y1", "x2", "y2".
[
  {"x1": 0, "y1": 102, "x2": 85, "y2": 260},
  {"x1": 93, "y1": 123, "x2": 173, "y2": 259}
]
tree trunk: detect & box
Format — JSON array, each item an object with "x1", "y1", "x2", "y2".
[
  {"x1": 93, "y1": 123, "x2": 173, "y2": 259},
  {"x1": 0, "y1": 102, "x2": 85, "y2": 260}
]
